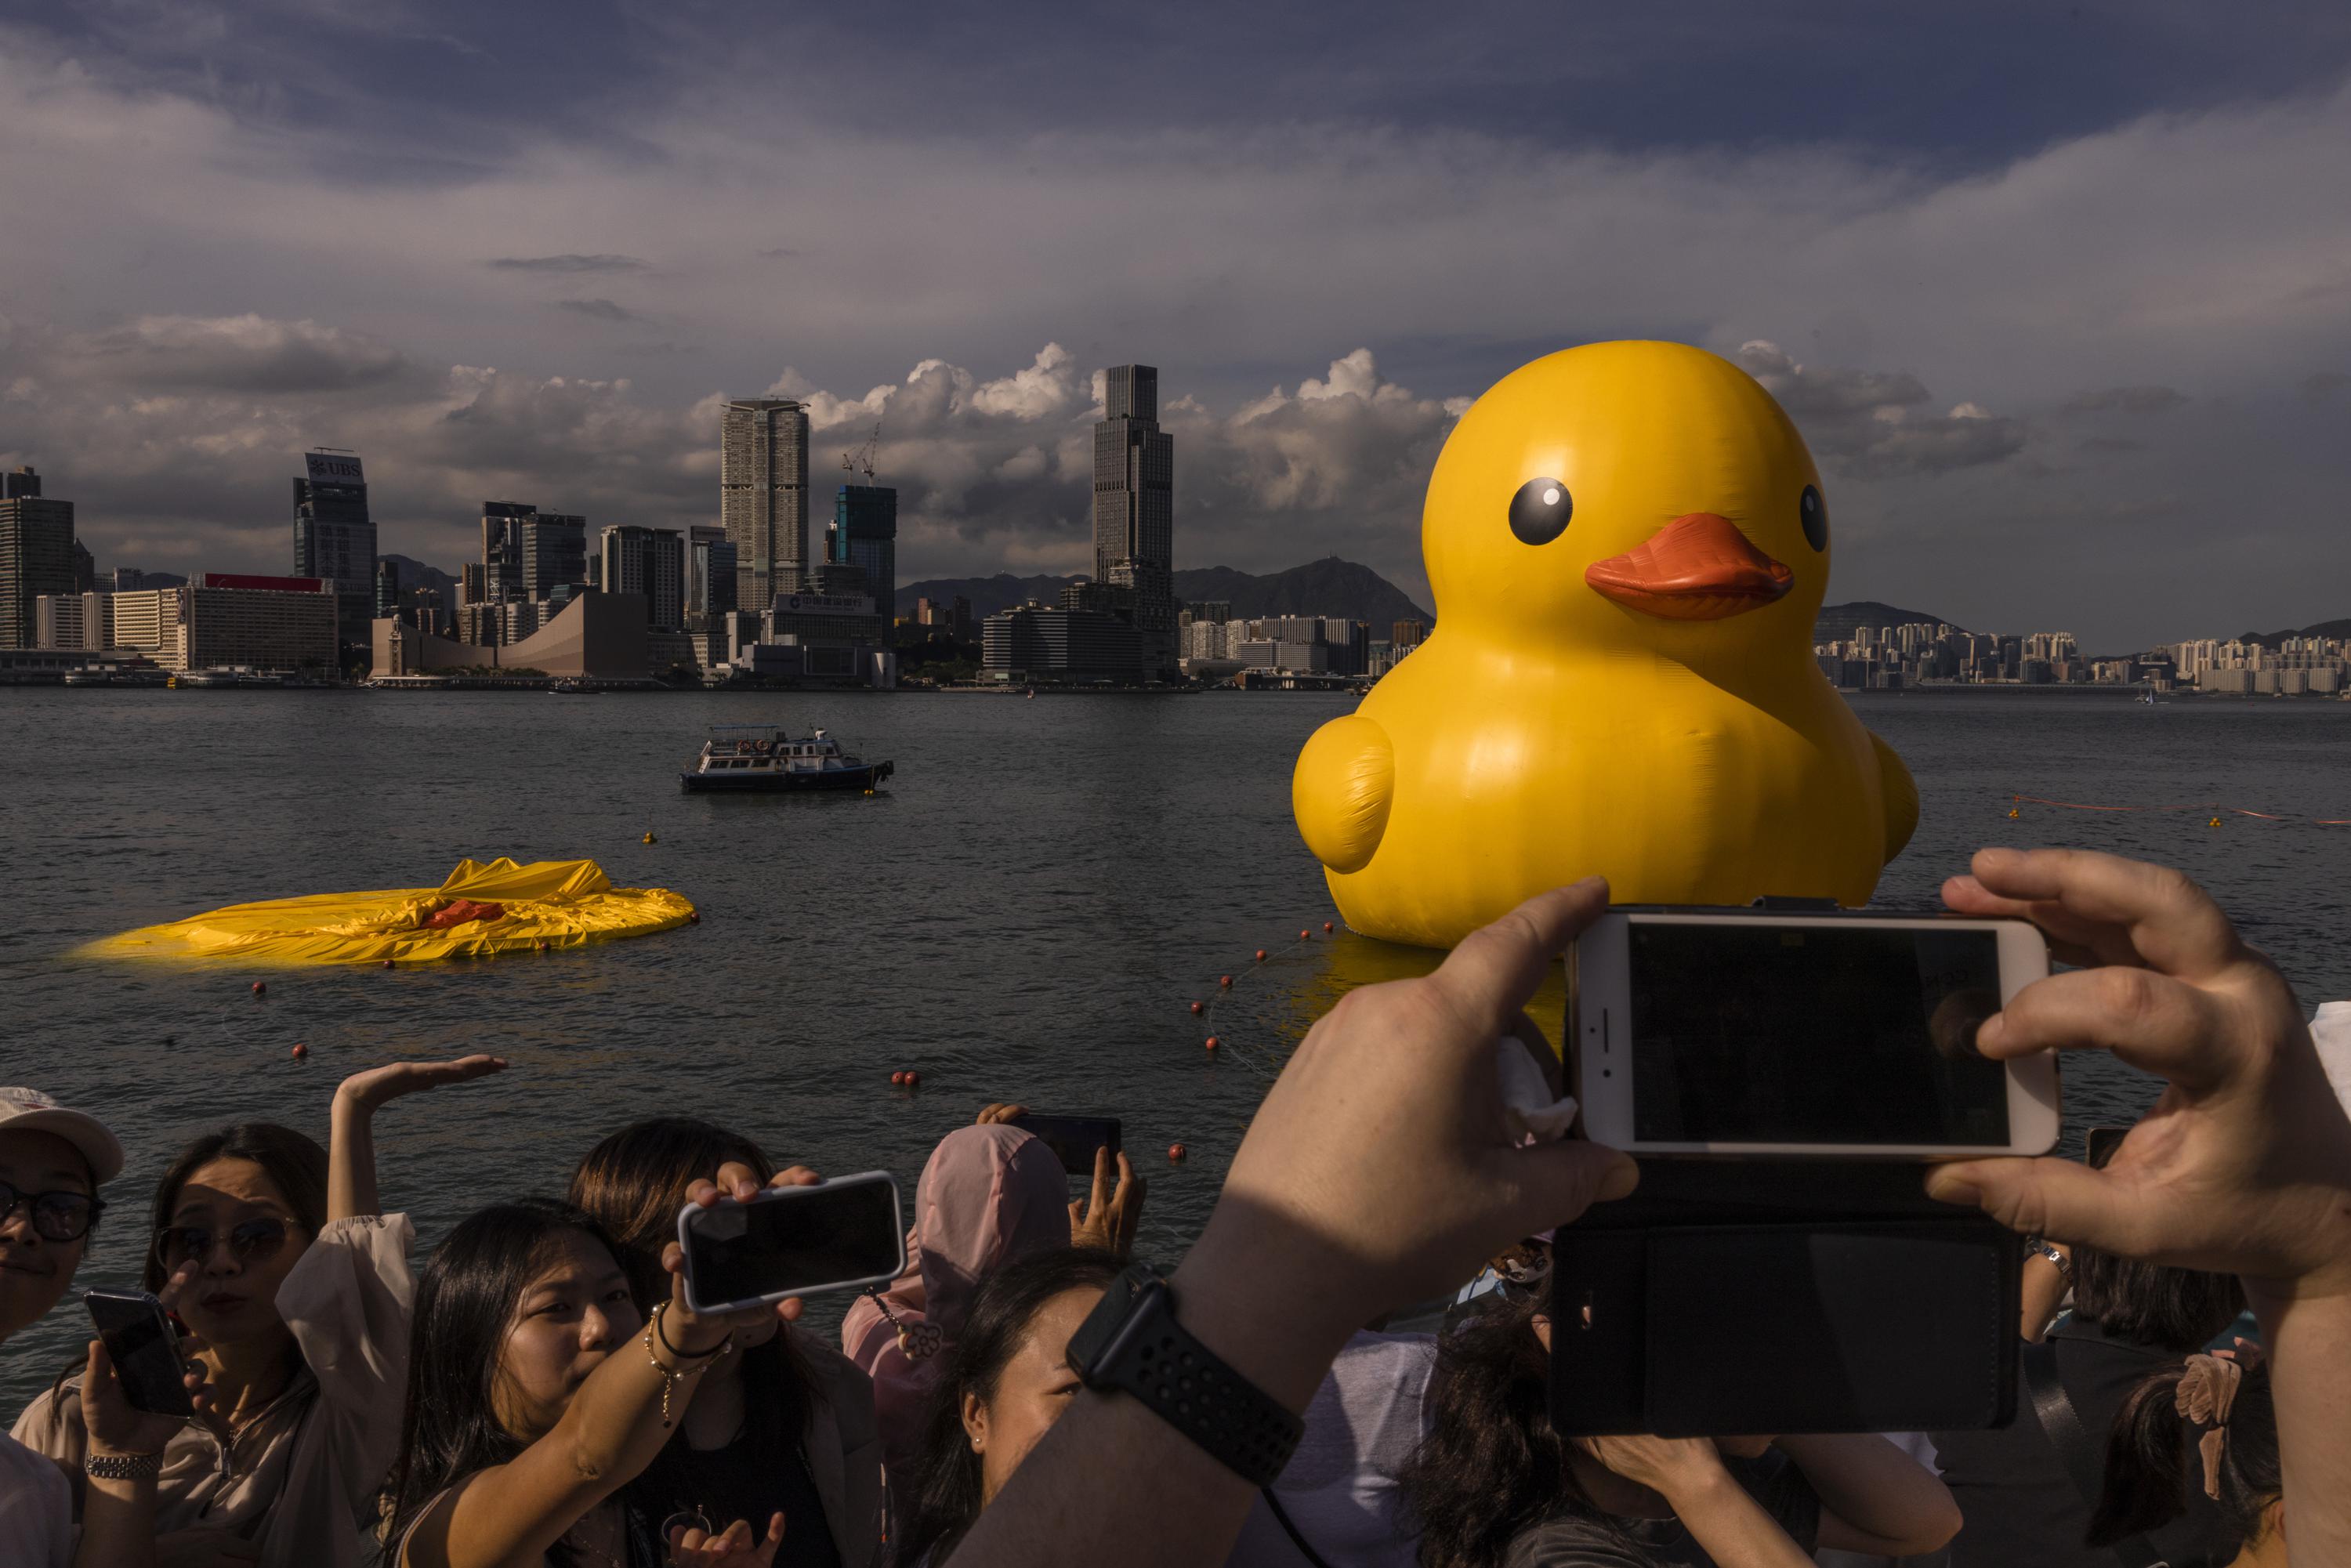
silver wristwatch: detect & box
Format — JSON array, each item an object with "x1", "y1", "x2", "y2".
[{"x1": 85, "y1": 1450, "x2": 164, "y2": 1479}]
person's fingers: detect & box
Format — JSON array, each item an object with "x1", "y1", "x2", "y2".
[
  {"x1": 1088, "y1": 1146, "x2": 1112, "y2": 1220},
  {"x1": 157, "y1": 1258, "x2": 201, "y2": 1316},
  {"x1": 755, "y1": 1512, "x2": 787, "y2": 1563},
  {"x1": 715, "y1": 1161, "x2": 762, "y2": 1201},
  {"x1": 1429, "y1": 879, "x2": 1609, "y2": 1038},
  {"x1": 662, "y1": 1240, "x2": 686, "y2": 1276},
  {"x1": 1942, "y1": 875, "x2": 2134, "y2": 969},
  {"x1": 1493, "y1": 1137, "x2": 1641, "y2": 1240},
  {"x1": 1980, "y1": 965, "x2": 2234, "y2": 1086},
  {"x1": 1925, "y1": 1156, "x2": 2153, "y2": 1255},
  {"x1": 775, "y1": 1294, "x2": 806, "y2": 1323},
  {"x1": 1112, "y1": 1150, "x2": 1136, "y2": 1202},
  {"x1": 1962, "y1": 849, "x2": 2244, "y2": 980},
  {"x1": 769, "y1": 1165, "x2": 820, "y2": 1190},
  {"x1": 1067, "y1": 1198, "x2": 1085, "y2": 1234},
  {"x1": 686, "y1": 1179, "x2": 722, "y2": 1208}
]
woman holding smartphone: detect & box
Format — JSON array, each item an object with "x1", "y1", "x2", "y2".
[
  {"x1": 10, "y1": 1056, "x2": 504, "y2": 1568},
  {"x1": 568, "y1": 1119, "x2": 883, "y2": 1567},
  {"x1": 383, "y1": 1186, "x2": 795, "y2": 1568}
]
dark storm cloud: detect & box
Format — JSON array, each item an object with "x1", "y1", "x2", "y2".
[
  {"x1": 1736, "y1": 342, "x2": 2027, "y2": 480},
  {"x1": 484, "y1": 254, "x2": 650, "y2": 273},
  {"x1": 2064, "y1": 385, "x2": 2189, "y2": 413}
]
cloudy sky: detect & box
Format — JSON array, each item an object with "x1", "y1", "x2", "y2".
[{"x1": 3, "y1": 2, "x2": 2347, "y2": 649}]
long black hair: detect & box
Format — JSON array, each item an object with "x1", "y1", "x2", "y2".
[
  {"x1": 566, "y1": 1117, "x2": 821, "y2": 1523},
  {"x1": 1398, "y1": 1293, "x2": 1626, "y2": 1568},
  {"x1": 893, "y1": 1248, "x2": 1124, "y2": 1568},
  {"x1": 382, "y1": 1198, "x2": 647, "y2": 1568},
  {"x1": 2088, "y1": 1359, "x2": 2280, "y2": 1552},
  {"x1": 143, "y1": 1122, "x2": 328, "y2": 1291}
]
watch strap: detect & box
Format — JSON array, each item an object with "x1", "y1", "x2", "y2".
[
  {"x1": 1067, "y1": 1262, "x2": 1303, "y2": 1487},
  {"x1": 85, "y1": 1450, "x2": 164, "y2": 1479}
]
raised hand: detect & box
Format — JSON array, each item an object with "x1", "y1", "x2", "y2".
[
  {"x1": 330, "y1": 1055, "x2": 510, "y2": 1222},
  {"x1": 976, "y1": 1103, "x2": 1030, "y2": 1125},
  {"x1": 667, "y1": 1512, "x2": 784, "y2": 1567},
  {"x1": 334, "y1": 1054, "x2": 509, "y2": 1112},
  {"x1": 1574, "y1": 1432, "x2": 1730, "y2": 1500},
  {"x1": 1069, "y1": 1148, "x2": 1145, "y2": 1258},
  {"x1": 1929, "y1": 847, "x2": 2351, "y2": 1298},
  {"x1": 670, "y1": 1163, "x2": 823, "y2": 1331}
]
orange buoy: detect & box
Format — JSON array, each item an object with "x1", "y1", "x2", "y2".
[
  {"x1": 688, "y1": 911, "x2": 701, "y2": 925},
  {"x1": 904, "y1": 1070, "x2": 921, "y2": 1087},
  {"x1": 290, "y1": 1043, "x2": 309, "y2": 1060},
  {"x1": 534, "y1": 940, "x2": 548, "y2": 953},
  {"x1": 381, "y1": 958, "x2": 394, "y2": 969},
  {"x1": 1254, "y1": 949, "x2": 1267, "y2": 962},
  {"x1": 1299, "y1": 929, "x2": 1310, "y2": 940},
  {"x1": 2007, "y1": 806, "x2": 2020, "y2": 819},
  {"x1": 1189, "y1": 1001, "x2": 1204, "y2": 1016},
  {"x1": 1219, "y1": 975, "x2": 1233, "y2": 988},
  {"x1": 2208, "y1": 817, "x2": 2222, "y2": 827},
  {"x1": 1204, "y1": 1036, "x2": 1220, "y2": 1052},
  {"x1": 643, "y1": 831, "x2": 657, "y2": 844},
  {"x1": 1323, "y1": 921, "x2": 1334, "y2": 933},
  {"x1": 250, "y1": 981, "x2": 266, "y2": 995},
  {"x1": 890, "y1": 1071, "x2": 905, "y2": 1085},
  {"x1": 1167, "y1": 1143, "x2": 1187, "y2": 1162}
]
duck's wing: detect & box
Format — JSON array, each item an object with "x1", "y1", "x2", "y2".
[
  {"x1": 1871, "y1": 729, "x2": 1919, "y2": 863},
  {"x1": 1291, "y1": 713, "x2": 1395, "y2": 874}
]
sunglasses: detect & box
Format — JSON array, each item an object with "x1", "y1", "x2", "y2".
[
  {"x1": 155, "y1": 1216, "x2": 293, "y2": 1269},
  {"x1": 0, "y1": 1181, "x2": 104, "y2": 1244}
]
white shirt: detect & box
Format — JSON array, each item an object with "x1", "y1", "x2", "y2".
[{"x1": 0, "y1": 1429, "x2": 71, "y2": 1568}]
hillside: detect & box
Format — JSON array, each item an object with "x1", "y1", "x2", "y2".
[
  {"x1": 2233, "y1": 618, "x2": 2351, "y2": 644},
  {"x1": 1813, "y1": 601, "x2": 1962, "y2": 643},
  {"x1": 897, "y1": 557, "x2": 1433, "y2": 628},
  {"x1": 380, "y1": 553, "x2": 460, "y2": 603}
]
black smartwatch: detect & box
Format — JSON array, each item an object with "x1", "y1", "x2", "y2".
[{"x1": 1064, "y1": 1261, "x2": 1303, "y2": 1487}]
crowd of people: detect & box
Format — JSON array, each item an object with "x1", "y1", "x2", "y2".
[{"x1": 1, "y1": 846, "x2": 2346, "y2": 1567}]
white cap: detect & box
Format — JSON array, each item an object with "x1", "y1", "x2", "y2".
[{"x1": 0, "y1": 1088, "x2": 125, "y2": 1186}]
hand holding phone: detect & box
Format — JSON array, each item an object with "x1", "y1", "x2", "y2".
[
  {"x1": 676, "y1": 1171, "x2": 907, "y2": 1315},
  {"x1": 1005, "y1": 1113, "x2": 1121, "y2": 1176}
]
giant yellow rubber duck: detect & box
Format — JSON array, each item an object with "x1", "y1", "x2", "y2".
[{"x1": 1292, "y1": 340, "x2": 1917, "y2": 949}]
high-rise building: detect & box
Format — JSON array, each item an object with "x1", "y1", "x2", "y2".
[
  {"x1": 34, "y1": 591, "x2": 110, "y2": 653},
  {"x1": 830, "y1": 485, "x2": 897, "y2": 620},
  {"x1": 0, "y1": 466, "x2": 76, "y2": 650},
  {"x1": 600, "y1": 526, "x2": 686, "y2": 631},
  {"x1": 375, "y1": 559, "x2": 401, "y2": 617},
  {"x1": 291, "y1": 451, "x2": 375, "y2": 650},
  {"x1": 1091, "y1": 365, "x2": 1177, "y2": 680},
  {"x1": 722, "y1": 399, "x2": 809, "y2": 610},
  {"x1": 480, "y1": 502, "x2": 531, "y2": 603},
  {"x1": 1392, "y1": 620, "x2": 1429, "y2": 649},
  {"x1": 686, "y1": 525, "x2": 737, "y2": 618},
  {"x1": 522, "y1": 512, "x2": 587, "y2": 603}
]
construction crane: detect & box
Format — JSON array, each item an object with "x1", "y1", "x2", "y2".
[{"x1": 840, "y1": 419, "x2": 882, "y2": 483}]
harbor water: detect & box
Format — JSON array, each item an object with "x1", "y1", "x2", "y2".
[{"x1": 5, "y1": 687, "x2": 2349, "y2": 1406}]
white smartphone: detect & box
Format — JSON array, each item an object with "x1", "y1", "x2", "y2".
[
  {"x1": 676, "y1": 1171, "x2": 907, "y2": 1314},
  {"x1": 1570, "y1": 911, "x2": 2059, "y2": 1158}
]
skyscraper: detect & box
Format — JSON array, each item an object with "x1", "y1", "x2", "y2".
[
  {"x1": 292, "y1": 451, "x2": 375, "y2": 649},
  {"x1": 600, "y1": 525, "x2": 686, "y2": 631},
  {"x1": 0, "y1": 466, "x2": 76, "y2": 650},
  {"x1": 686, "y1": 524, "x2": 737, "y2": 618},
  {"x1": 1092, "y1": 365, "x2": 1176, "y2": 679},
  {"x1": 521, "y1": 512, "x2": 587, "y2": 603},
  {"x1": 722, "y1": 399, "x2": 809, "y2": 610},
  {"x1": 830, "y1": 485, "x2": 897, "y2": 620},
  {"x1": 480, "y1": 502, "x2": 531, "y2": 603}
]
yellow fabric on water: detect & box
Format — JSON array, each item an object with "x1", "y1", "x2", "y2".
[{"x1": 80, "y1": 858, "x2": 695, "y2": 965}]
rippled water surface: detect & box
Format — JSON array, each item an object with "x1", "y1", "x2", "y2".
[{"x1": 5, "y1": 686, "x2": 2349, "y2": 1405}]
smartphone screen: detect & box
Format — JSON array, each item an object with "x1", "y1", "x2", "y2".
[
  {"x1": 681, "y1": 1175, "x2": 904, "y2": 1310},
  {"x1": 1625, "y1": 922, "x2": 2012, "y2": 1146},
  {"x1": 83, "y1": 1291, "x2": 194, "y2": 1417},
  {"x1": 1006, "y1": 1114, "x2": 1121, "y2": 1176}
]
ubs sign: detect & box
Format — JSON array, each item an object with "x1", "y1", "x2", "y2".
[{"x1": 303, "y1": 452, "x2": 366, "y2": 484}]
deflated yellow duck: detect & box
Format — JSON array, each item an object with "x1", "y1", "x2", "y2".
[{"x1": 1292, "y1": 340, "x2": 1917, "y2": 948}]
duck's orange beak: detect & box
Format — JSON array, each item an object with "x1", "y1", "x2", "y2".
[{"x1": 1585, "y1": 512, "x2": 1794, "y2": 621}]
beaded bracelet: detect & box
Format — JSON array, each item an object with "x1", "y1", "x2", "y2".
[{"x1": 643, "y1": 1302, "x2": 733, "y2": 1428}]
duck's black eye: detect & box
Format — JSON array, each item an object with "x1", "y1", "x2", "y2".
[
  {"x1": 1509, "y1": 478, "x2": 1572, "y2": 545},
  {"x1": 1799, "y1": 485, "x2": 1828, "y2": 552}
]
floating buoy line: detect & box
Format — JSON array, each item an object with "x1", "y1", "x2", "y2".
[
  {"x1": 1184, "y1": 922, "x2": 1334, "y2": 1085},
  {"x1": 2006, "y1": 793, "x2": 2351, "y2": 826}
]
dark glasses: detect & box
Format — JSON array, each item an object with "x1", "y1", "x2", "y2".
[
  {"x1": 156, "y1": 1216, "x2": 292, "y2": 1269},
  {"x1": 0, "y1": 1181, "x2": 103, "y2": 1243}
]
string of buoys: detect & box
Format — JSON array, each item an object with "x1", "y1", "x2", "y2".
[
  {"x1": 1186, "y1": 919, "x2": 1335, "y2": 1084},
  {"x1": 2006, "y1": 792, "x2": 2351, "y2": 826},
  {"x1": 889, "y1": 1069, "x2": 922, "y2": 1088}
]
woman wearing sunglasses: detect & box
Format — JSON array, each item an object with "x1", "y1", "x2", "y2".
[{"x1": 11, "y1": 1055, "x2": 505, "y2": 1568}]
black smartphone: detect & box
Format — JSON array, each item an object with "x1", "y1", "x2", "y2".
[
  {"x1": 84, "y1": 1290, "x2": 194, "y2": 1417},
  {"x1": 676, "y1": 1171, "x2": 906, "y2": 1314},
  {"x1": 1007, "y1": 1114, "x2": 1122, "y2": 1176},
  {"x1": 2085, "y1": 1125, "x2": 2132, "y2": 1168}
]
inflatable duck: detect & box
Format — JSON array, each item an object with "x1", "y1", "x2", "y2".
[{"x1": 1292, "y1": 340, "x2": 1917, "y2": 949}]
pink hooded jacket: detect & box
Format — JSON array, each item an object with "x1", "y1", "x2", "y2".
[{"x1": 841, "y1": 1124, "x2": 1071, "y2": 1484}]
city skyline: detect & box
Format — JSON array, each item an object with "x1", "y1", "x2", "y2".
[{"x1": 2, "y1": 9, "x2": 2347, "y2": 650}]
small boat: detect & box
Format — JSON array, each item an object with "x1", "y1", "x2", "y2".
[
  {"x1": 679, "y1": 725, "x2": 893, "y2": 794},
  {"x1": 61, "y1": 670, "x2": 111, "y2": 687},
  {"x1": 180, "y1": 669, "x2": 239, "y2": 688}
]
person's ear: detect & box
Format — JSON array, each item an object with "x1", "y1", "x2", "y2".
[{"x1": 961, "y1": 1389, "x2": 988, "y2": 1455}]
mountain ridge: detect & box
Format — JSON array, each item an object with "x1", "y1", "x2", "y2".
[{"x1": 897, "y1": 557, "x2": 1433, "y2": 628}]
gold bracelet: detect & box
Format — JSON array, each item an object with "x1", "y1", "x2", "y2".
[{"x1": 643, "y1": 1302, "x2": 733, "y2": 1428}]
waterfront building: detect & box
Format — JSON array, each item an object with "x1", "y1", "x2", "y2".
[
  {"x1": 1320, "y1": 617, "x2": 1371, "y2": 676},
  {"x1": 768, "y1": 589, "x2": 886, "y2": 643},
  {"x1": 982, "y1": 602, "x2": 1140, "y2": 683},
  {"x1": 686, "y1": 525, "x2": 737, "y2": 618},
  {"x1": 1186, "y1": 599, "x2": 1233, "y2": 625},
  {"x1": 830, "y1": 486, "x2": 897, "y2": 617},
  {"x1": 291, "y1": 451, "x2": 375, "y2": 649},
  {"x1": 1391, "y1": 619, "x2": 1429, "y2": 650},
  {"x1": 109, "y1": 575, "x2": 337, "y2": 672},
  {"x1": 374, "y1": 591, "x2": 651, "y2": 683},
  {"x1": 109, "y1": 567, "x2": 179, "y2": 592},
  {"x1": 914, "y1": 596, "x2": 973, "y2": 640},
  {"x1": 0, "y1": 466, "x2": 76, "y2": 650},
  {"x1": 600, "y1": 526, "x2": 686, "y2": 631},
  {"x1": 1091, "y1": 364, "x2": 1178, "y2": 681},
  {"x1": 375, "y1": 559, "x2": 401, "y2": 617},
  {"x1": 33, "y1": 591, "x2": 110, "y2": 653},
  {"x1": 523, "y1": 512, "x2": 588, "y2": 603},
  {"x1": 722, "y1": 398, "x2": 809, "y2": 610}
]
